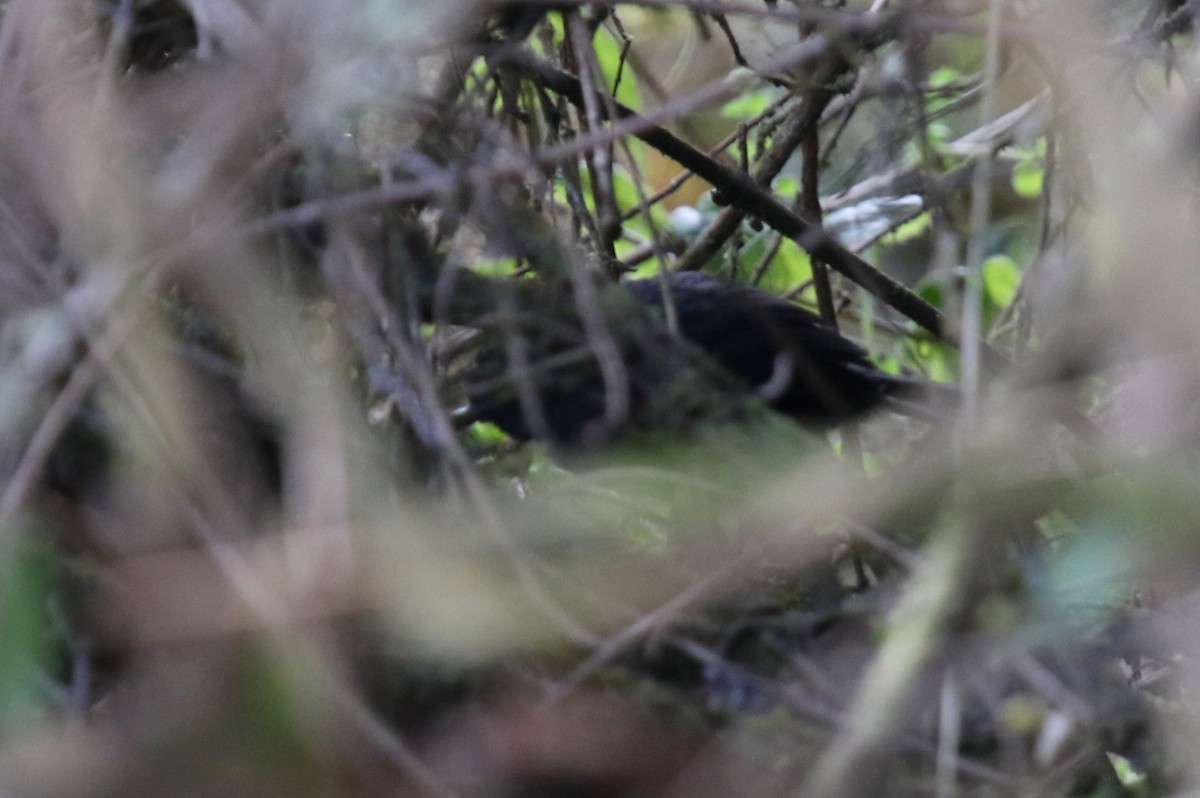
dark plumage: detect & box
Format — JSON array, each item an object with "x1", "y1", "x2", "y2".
[
  {"x1": 625, "y1": 273, "x2": 897, "y2": 425},
  {"x1": 468, "y1": 272, "x2": 930, "y2": 445}
]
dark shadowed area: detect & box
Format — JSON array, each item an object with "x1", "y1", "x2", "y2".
[{"x1": 0, "y1": 2, "x2": 1198, "y2": 797}]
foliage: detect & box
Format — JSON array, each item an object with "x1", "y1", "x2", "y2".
[{"x1": 0, "y1": 1, "x2": 1198, "y2": 797}]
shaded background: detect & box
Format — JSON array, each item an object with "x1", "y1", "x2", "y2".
[{"x1": 0, "y1": 1, "x2": 1196, "y2": 796}]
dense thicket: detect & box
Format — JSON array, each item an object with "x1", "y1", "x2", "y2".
[{"x1": 0, "y1": 2, "x2": 1198, "y2": 797}]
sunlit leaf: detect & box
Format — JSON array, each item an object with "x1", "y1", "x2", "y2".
[
  {"x1": 595, "y1": 25, "x2": 640, "y2": 108},
  {"x1": 721, "y1": 87, "x2": 775, "y2": 120},
  {"x1": 470, "y1": 420, "x2": 510, "y2": 445},
  {"x1": 774, "y1": 175, "x2": 798, "y2": 201},
  {"x1": 880, "y1": 211, "x2": 932, "y2": 245},
  {"x1": 983, "y1": 254, "x2": 1020, "y2": 309},
  {"x1": 928, "y1": 66, "x2": 961, "y2": 88},
  {"x1": 757, "y1": 238, "x2": 812, "y2": 295},
  {"x1": 1108, "y1": 752, "x2": 1148, "y2": 789},
  {"x1": 1012, "y1": 159, "x2": 1044, "y2": 198},
  {"x1": 474, "y1": 257, "x2": 521, "y2": 276}
]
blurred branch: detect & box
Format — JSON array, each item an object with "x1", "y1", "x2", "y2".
[{"x1": 504, "y1": 48, "x2": 953, "y2": 341}]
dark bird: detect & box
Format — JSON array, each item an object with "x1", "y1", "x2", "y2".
[{"x1": 467, "y1": 271, "x2": 942, "y2": 445}]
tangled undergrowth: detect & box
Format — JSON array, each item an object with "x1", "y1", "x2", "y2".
[{"x1": 1, "y1": 1, "x2": 1199, "y2": 796}]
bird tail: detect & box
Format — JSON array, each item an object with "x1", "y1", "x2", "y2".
[{"x1": 846, "y1": 365, "x2": 961, "y2": 422}]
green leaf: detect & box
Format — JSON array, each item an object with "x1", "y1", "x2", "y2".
[
  {"x1": 474, "y1": 257, "x2": 520, "y2": 277},
  {"x1": 983, "y1": 254, "x2": 1020, "y2": 309},
  {"x1": 756, "y1": 238, "x2": 812, "y2": 294},
  {"x1": 1012, "y1": 159, "x2": 1044, "y2": 198},
  {"x1": 926, "y1": 67, "x2": 964, "y2": 112},
  {"x1": 530, "y1": 12, "x2": 565, "y2": 54},
  {"x1": 917, "y1": 279, "x2": 945, "y2": 310},
  {"x1": 235, "y1": 648, "x2": 311, "y2": 766},
  {"x1": 721, "y1": 87, "x2": 774, "y2": 120},
  {"x1": 773, "y1": 175, "x2": 798, "y2": 201},
  {"x1": 927, "y1": 122, "x2": 952, "y2": 150},
  {"x1": 470, "y1": 421, "x2": 510, "y2": 445},
  {"x1": 1008, "y1": 137, "x2": 1047, "y2": 198},
  {"x1": 595, "y1": 25, "x2": 640, "y2": 109},
  {"x1": 928, "y1": 66, "x2": 961, "y2": 88},
  {"x1": 1108, "y1": 752, "x2": 1147, "y2": 789},
  {"x1": 880, "y1": 211, "x2": 932, "y2": 245},
  {"x1": 913, "y1": 339, "x2": 957, "y2": 382},
  {"x1": 0, "y1": 525, "x2": 56, "y2": 728},
  {"x1": 611, "y1": 166, "x2": 665, "y2": 228}
]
